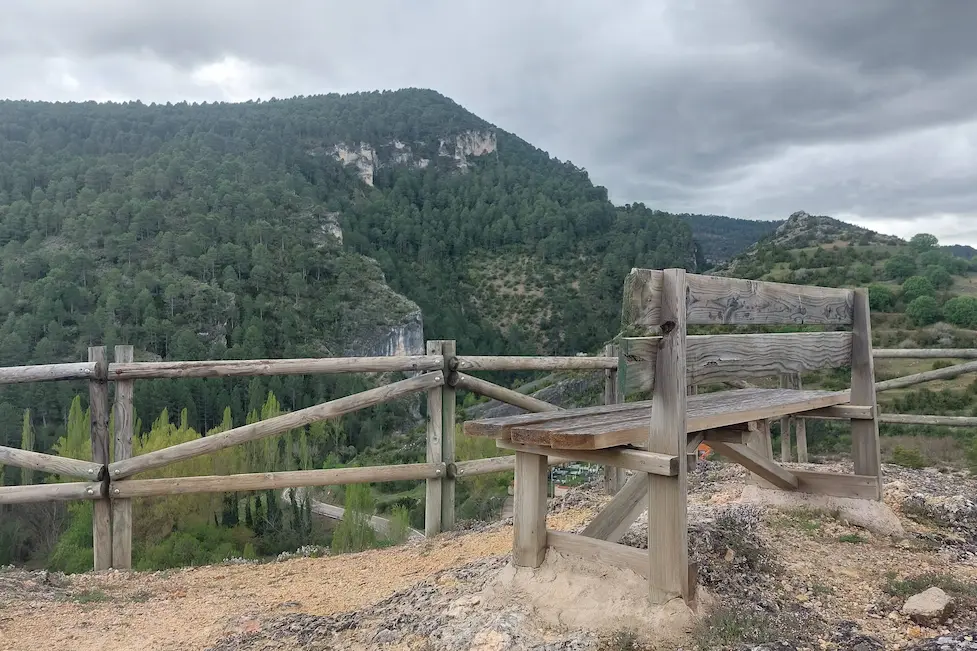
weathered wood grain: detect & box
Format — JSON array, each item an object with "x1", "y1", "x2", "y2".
[
  {"x1": 0, "y1": 362, "x2": 98, "y2": 385},
  {"x1": 621, "y1": 332, "x2": 853, "y2": 393},
  {"x1": 112, "y1": 345, "x2": 134, "y2": 570},
  {"x1": 454, "y1": 373, "x2": 562, "y2": 416},
  {"x1": 802, "y1": 405, "x2": 874, "y2": 420},
  {"x1": 581, "y1": 472, "x2": 649, "y2": 542},
  {"x1": 108, "y1": 356, "x2": 442, "y2": 379},
  {"x1": 647, "y1": 268, "x2": 690, "y2": 604},
  {"x1": 794, "y1": 375, "x2": 808, "y2": 463},
  {"x1": 603, "y1": 344, "x2": 626, "y2": 495},
  {"x1": 454, "y1": 356, "x2": 618, "y2": 371},
  {"x1": 451, "y1": 455, "x2": 567, "y2": 477},
  {"x1": 0, "y1": 445, "x2": 103, "y2": 481},
  {"x1": 495, "y1": 389, "x2": 850, "y2": 450},
  {"x1": 752, "y1": 470, "x2": 880, "y2": 500},
  {"x1": 463, "y1": 400, "x2": 646, "y2": 438},
  {"x1": 875, "y1": 360, "x2": 977, "y2": 392},
  {"x1": 440, "y1": 341, "x2": 457, "y2": 531},
  {"x1": 874, "y1": 348, "x2": 977, "y2": 359},
  {"x1": 624, "y1": 268, "x2": 855, "y2": 327},
  {"x1": 111, "y1": 463, "x2": 446, "y2": 498},
  {"x1": 708, "y1": 440, "x2": 799, "y2": 490},
  {"x1": 0, "y1": 481, "x2": 104, "y2": 505},
  {"x1": 850, "y1": 289, "x2": 882, "y2": 499},
  {"x1": 110, "y1": 372, "x2": 443, "y2": 479},
  {"x1": 513, "y1": 451, "x2": 548, "y2": 568},
  {"x1": 880, "y1": 413, "x2": 977, "y2": 427},
  {"x1": 425, "y1": 342, "x2": 444, "y2": 537},
  {"x1": 546, "y1": 530, "x2": 648, "y2": 578},
  {"x1": 780, "y1": 374, "x2": 795, "y2": 462},
  {"x1": 496, "y1": 440, "x2": 678, "y2": 476},
  {"x1": 89, "y1": 346, "x2": 112, "y2": 572}
]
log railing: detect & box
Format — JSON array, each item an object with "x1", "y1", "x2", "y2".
[{"x1": 0, "y1": 343, "x2": 975, "y2": 571}]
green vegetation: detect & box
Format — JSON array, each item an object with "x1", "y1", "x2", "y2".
[
  {"x1": 882, "y1": 571, "x2": 977, "y2": 602},
  {"x1": 837, "y1": 534, "x2": 866, "y2": 544},
  {"x1": 891, "y1": 445, "x2": 928, "y2": 469},
  {"x1": 0, "y1": 90, "x2": 705, "y2": 568},
  {"x1": 331, "y1": 484, "x2": 378, "y2": 554},
  {"x1": 692, "y1": 606, "x2": 808, "y2": 650}
]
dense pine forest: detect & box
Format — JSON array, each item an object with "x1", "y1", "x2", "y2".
[{"x1": 0, "y1": 89, "x2": 721, "y2": 568}]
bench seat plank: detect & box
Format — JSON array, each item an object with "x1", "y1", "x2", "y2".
[{"x1": 463, "y1": 388, "x2": 850, "y2": 450}]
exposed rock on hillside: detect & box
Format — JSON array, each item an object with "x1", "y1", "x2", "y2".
[{"x1": 327, "y1": 130, "x2": 497, "y2": 185}]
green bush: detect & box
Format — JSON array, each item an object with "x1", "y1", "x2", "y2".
[
  {"x1": 386, "y1": 506, "x2": 412, "y2": 545},
  {"x1": 331, "y1": 483, "x2": 378, "y2": 554},
  {"x1": 868, "y1": 284, "x2": 896, "y2": 311},
  {"x1": 48, "y1": 503, "x2": 94, "y2": 574},
  {"x1": 885, "y1": 254, "x2": 917, "y2": 282},
  {"x1": 943, "y1": 296, "x2": 977, "y2": 328},
  {"x1": 925, "y1": 265, "x2": 954, "y2": 290},
  {"x1": 901, "y1": 276, "x2": 936, "y2": 303},
  {"x1": 891, "y1": 445, "x2": 928, "y2": 469},
  {"x1": 906, "y1": 296, "x2": 941, "y2": 326}
]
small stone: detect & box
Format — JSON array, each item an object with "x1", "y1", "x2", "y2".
[
  {"x1": 797, "y1": 593, "x2": 809, "y2": 603},
  {"x1": 901, "y1": 587, "x2": 954, "y2": 624}
]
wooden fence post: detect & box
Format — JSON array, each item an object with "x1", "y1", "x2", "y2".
[
  {"x1": 850, "y1": 290, "x2": 882, "y2": 498},
  {"x1": 647, "y1": 269, "x2": 691, "y2": 604},
  {"x1": 88, "y1": 346, "x2": 111, "y2": 571},
  {"x1": 440, "y1": 340, "x2": 456, "y2": 531},
  {"x1": 111, "y1": 345, "x2": 134, "y2": 569},
  {"x1": 780, "y1": 374, "x2": 794, "y2": 462},
  {"x1": 425, "y1": 341, "x2": 444, "y2": 537},
  {"x1": 603, "y1": 344, "x2": 626, "y2": 495},
  {"x1": 795, "y1": 374, "x2": 808, "y2": 463}
]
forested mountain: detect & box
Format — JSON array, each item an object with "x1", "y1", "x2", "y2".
[
  {"x1": 0, "y1": 89, "x2": 696, "y2": 461},
  {"x1": 678, "y1": 214, "x2": 781, "y2": 266}
]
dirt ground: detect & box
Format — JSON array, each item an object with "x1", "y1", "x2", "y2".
[
  {"x1": 0, "y1": 511, "x2": 590, "y2": 651},
  {"x1": 1, "y1": 463, "x2": 975, "y2": 651}
]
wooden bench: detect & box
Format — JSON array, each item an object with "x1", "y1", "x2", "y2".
[{"x1": 463, "y1": 268, "x2": 882, "y2": 606}]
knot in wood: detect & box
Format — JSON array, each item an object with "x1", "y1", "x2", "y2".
[{"x1": 660, "y1": 320, "x2": 677, "y2": 335}]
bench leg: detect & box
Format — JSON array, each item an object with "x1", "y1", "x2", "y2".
[{"x1": 513, "y1": 451, "x2": 548, "y2": 568}]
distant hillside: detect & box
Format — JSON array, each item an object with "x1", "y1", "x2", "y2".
[
  {"x1": 679, "y1": 214, "x2": 782, "y2": 266},
  {"x1": 720, "y1": 211, "x2": 904, "y2": 279},
  {"x1": 945, "y1": 244, "x2": 977, "y2": 259},
  {"x1": 0, "y1": 89, "x2": 699, "y2": 459}
]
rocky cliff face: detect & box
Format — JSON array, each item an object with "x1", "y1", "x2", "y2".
[
  {"x1": 344, "y1": 309, "x2": 424, "y2": 358},
  {"x1": 328, "y1": 130, "x2": 497, "y2": 186}
]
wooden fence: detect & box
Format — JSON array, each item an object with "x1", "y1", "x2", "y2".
[{"x1": 0, "y1": 343, "x2": 973, "y2": 570}]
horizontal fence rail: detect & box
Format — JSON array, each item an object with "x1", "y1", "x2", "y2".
[
  {"x1": 2, "y1": 345, "x2": 977, "y2": 571},
  {"x1": 108, "y1": 356, "x2": 442, "y2": 380},
  {"x1": 111, "y1": 463, "x2": 446, "y2": 498},
  {"x1": 109, "y1": 372, "x2": 444, "y2": 479},
  {"x1": 874, "y1": 349, "x2": 977, "y2": 359},
  {"x1": 453, "y1": 373, "x2": 562, "y2": 413},
  {"x1": 0, "y1": 446, "x2": 105, "y2": 480},
  {"x1": 0, "y1": 481, "x2": 105, "y2": 505},
  {"x1": 0, "y1": 362, "x2": 98, "y2": 385},
  {"x1": 454, "y1": 356, "x2": 618, "y2": 371},
  {"x1": 879, "y1": 413, "x2": 977, "y2": 427},
  {"x1": 875, "y1": 360, "x2": 977, "y2": 392}
]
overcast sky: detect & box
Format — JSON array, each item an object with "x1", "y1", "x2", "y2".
[{"x1": 2, "y1": 1, "x2": 977, "y2": 245}]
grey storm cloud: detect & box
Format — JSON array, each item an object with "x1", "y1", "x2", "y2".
[{"x1": 2, "y1": 0, "x2": 977, "y2": 244}]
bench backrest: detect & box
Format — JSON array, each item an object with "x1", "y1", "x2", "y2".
[{"x1": 620, "y1": 268, "x2": 865, "y2": 394}]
